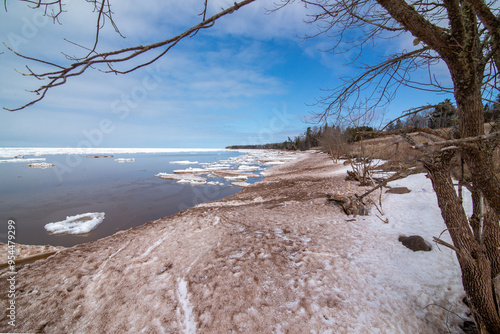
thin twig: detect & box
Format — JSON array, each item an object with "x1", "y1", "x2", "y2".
[
  {"x1": 433, "y1": 236, "x2": 460, "y2": 253},
  {"x1": 4, "y1": 0, "x2": 258, "y2": 111}
]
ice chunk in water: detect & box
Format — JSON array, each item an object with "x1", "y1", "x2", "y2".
[{"x1": 44, "y1": 212, "x2": 105, "y2": 235}]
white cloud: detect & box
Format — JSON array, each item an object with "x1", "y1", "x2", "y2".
[{"x1": 0, "y1": 0, "x2": 329, "y2": 147}]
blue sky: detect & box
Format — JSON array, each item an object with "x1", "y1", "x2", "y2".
[{"x1": 0, "y1": 0, "x2": 454, "y2": 148}]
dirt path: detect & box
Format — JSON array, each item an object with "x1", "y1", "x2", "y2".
[{"x1": 0, "y1": 152, "x2": 465, "y2": 333}]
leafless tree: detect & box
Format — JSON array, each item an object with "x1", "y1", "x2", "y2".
[
  {"x1": 2, "y1": 0, "x2": 258, "y2": 111},
  {"x1": 283, "y1": 0, "x2": 500, "y2": 331},
  {"x1": 319, "y1": 124, "x2": 347, "y2": 161}
]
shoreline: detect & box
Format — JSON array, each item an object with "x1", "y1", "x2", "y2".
[
  {"x1": 0, "y1": 149, "x2": 295, "y2": 247},
  {"x1": 0, "y1": 152, "x2": 468, "y2": 333}
]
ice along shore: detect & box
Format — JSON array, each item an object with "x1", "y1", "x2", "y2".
[{"x1": 0, "y1": 152, "x2": 469, "y2": 333}]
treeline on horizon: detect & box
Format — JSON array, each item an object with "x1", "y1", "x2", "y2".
[
  {"x1": 226, "y1": 125, "x2": 374, "y2": 151},
  {"x1": 227, "y1": 98, "x2": 500, "y2": 151}
]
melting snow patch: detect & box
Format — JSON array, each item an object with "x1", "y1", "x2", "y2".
[
  {"x1": 177, "y1": 279, "x2": 197, "y2": 334},
  {"x1": 44, "y1": 212, "x2": 105, "y2": 235}
]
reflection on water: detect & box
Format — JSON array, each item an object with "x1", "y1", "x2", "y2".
[{"x1": 0, "y1": 151, "x2": 249, "y2": 247}]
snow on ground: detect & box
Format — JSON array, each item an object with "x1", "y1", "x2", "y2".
[
  {"x1": 353, "y1": 173, "x2": 469, "y2": 332},
  {"x1": 0, "y1": 152, "x2": 470, "y2": 333},
  {"x1": 44, "y1": 212, "x2": 105, "y2": 235}
]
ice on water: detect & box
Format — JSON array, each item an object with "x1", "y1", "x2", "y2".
[
  {"x1": 156, "y1": 150, "x2": 301, "y2": 186},
  {"x1": 44, "y1": 212, "x2": 105, "y2": 235}
]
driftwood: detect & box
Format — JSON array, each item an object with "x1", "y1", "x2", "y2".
[
  {"x1": 327, "y1": 193, "x2": 368, "y2": 216},
  {"x1": 0, "y1": 251, "x2": 58, "y2": 270},
  {"x1": 345, "y1": 170, "x2": 372, "y2": 186},
  {"x1": 328, "y1": 171, "x2": 408, "y2": 216},
  {"x1": 357, "y1": 171, "x2": 405, "y2": 201},
  {"x1": 345, "y1": 170, "x2": 359, "y2": 181}
]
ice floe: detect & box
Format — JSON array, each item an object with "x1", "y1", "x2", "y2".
[
  {"x1": 0, "y1": 158, "x2": 46, "y2": 163},
  {"x1": 155, "y1": 173, "x2": 209, "y2": 185},
  {"x1": 86, "y1": 155, "x2": 113, "y2": 158},
  {"x1": 224, "y1": 175, "x2": 250, "y2": 181},
  {"x1": 178, "y1": 179, "x2": 206, "y2": 186},
  {"x1": 156, "y1": 150, "x2": 304, "y2": 187},
  {"x1": 237, "y1": 165, "x2": 260, "y2": 171},
  {"x1": 115, "y1": 158, "x2": 135, "y2": 163},
  {"x1": 201, "y1": 163, "x2": 232, "y2": 170},
  {"x1": 207, "y1": 181, "x2": 224, "y2": 186},
  {"x1": 173, "y1": 167, "x2": 207, "y2": 174},
  {"x1": 44, "y1": 212, "x2": 105, "y2": 235},
  {"x1": 28, "y1": 162, "x2": 55, "y2": 169},
  {"x1": 170, "y1": 160, "x2": 199, "y2": 165},
  {"x1": 0, "y1": 147, "x2": 225, "y2": 158}
]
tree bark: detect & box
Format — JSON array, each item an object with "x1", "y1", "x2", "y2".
[
  {"x1": 455, "y1": 85, "x2": 500, "y2": 216},
  {"x1": 483, "y1": 206, "x2": 500, "y2": 280},
  {"x1": 445, "y1": 13, "x2": 500, "y2": 216},
  {"x1": 462, "y1": 145, "x2": 500, "y2": 217},
  {"x1": 425, "y1": 154, "x2": 500, "y2": 333}
]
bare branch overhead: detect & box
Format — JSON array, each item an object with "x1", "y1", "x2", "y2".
[{"x1": 3, "y1": 0, "x2": 258, "y2": 111}]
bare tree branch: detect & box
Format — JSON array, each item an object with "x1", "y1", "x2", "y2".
[{"x1": 3, "y1": 0, "x2": 258, "y2": 111}]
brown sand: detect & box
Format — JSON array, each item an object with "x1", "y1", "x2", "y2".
[{"x1": 0, "y1": 152, "x2": 463, "y2": 333}]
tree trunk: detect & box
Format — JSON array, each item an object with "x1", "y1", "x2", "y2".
[
  {"x1": 484, "y1": 206, "x2": 500, "y2": 281},
  {"x1": 425, "y1": 154, "x2": 500, "y2": 333},
  {"x1": 450, "y1": 55, "x2": 500, "y2": 217},
  {"x1": 462, "y1": 146, "x2": 500, "y2": 217}
]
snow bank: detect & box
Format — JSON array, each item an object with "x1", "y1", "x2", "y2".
[
  {"x1": 44, "y1": 212, "x2": 105, "y2": 235},
  {"x1": 381, "y1": 173, "x2": 471, "y2": 240},
  {"x1": 354, "y1": 173, "x2": 469, "y2": 331}
]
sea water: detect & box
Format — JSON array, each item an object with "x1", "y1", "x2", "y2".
[{"x1": 0, "y1": 149, "x2": 257, "y2": 247}]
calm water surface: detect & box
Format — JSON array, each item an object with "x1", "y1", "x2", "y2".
[{"x1": 0, "y1": 150, "x2": 253, "y2": 247}]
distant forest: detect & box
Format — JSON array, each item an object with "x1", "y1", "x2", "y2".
[
  {"x1": 226, "y1": 124, "x2": 375, "y2": 151},
  {"x1": 227, "y1": 98, "x2": 499, "y2": 151}
]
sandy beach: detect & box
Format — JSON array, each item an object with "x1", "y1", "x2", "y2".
[{"x1": 0, "y1": 152, "x2": 469, "y2": 333}]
